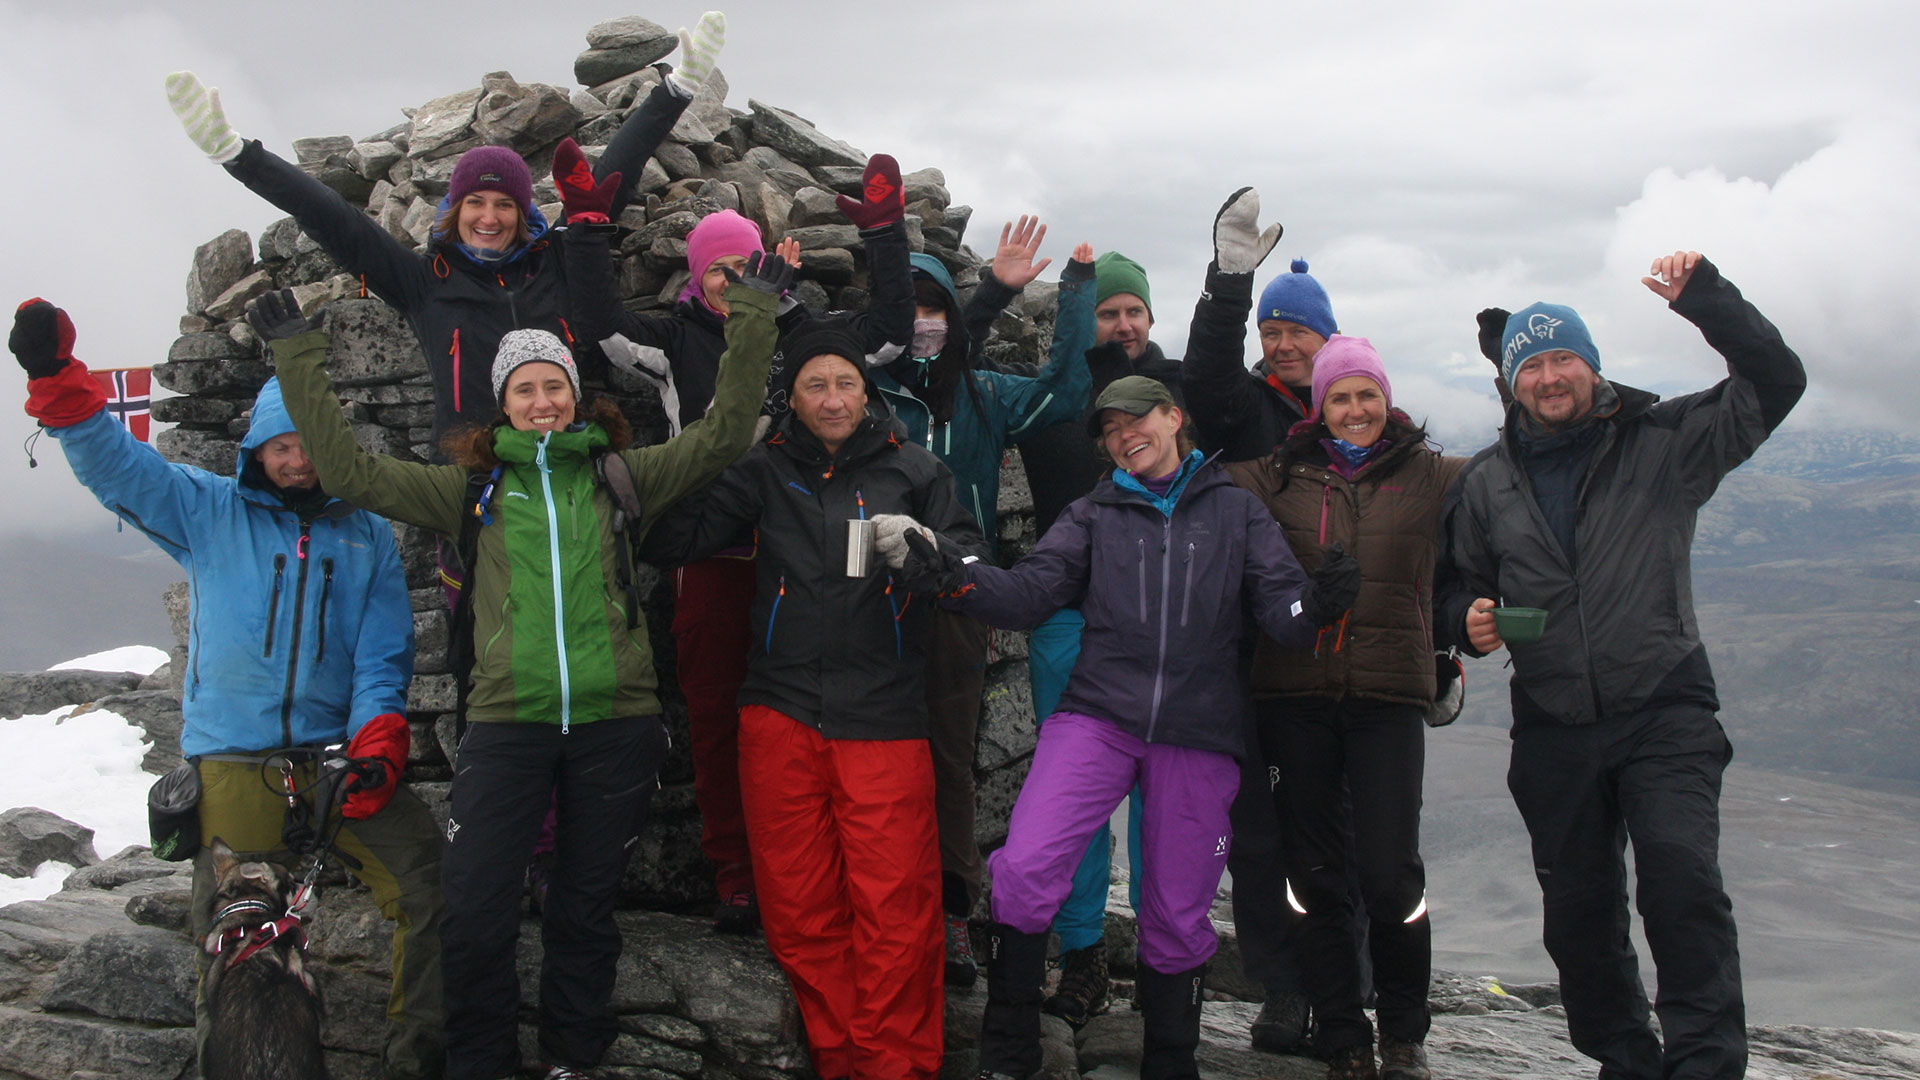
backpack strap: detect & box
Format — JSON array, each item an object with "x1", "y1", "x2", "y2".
[
  {"x1": 448, "y1": 467, "x2": 499, "y2": 742},
  {"x1": 594, "y1": 452, "x2": 645, "y2": 630}
]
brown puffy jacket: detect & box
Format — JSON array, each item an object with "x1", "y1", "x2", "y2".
[{"x1": 1226, "y1": 416, "x2": 1467, "y2": 706}]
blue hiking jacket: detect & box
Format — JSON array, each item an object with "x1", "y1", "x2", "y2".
[
  {"x1": 870, "y1": 254, "x2": 1094, "y2": 552},
  {"x1": 50, "y1": 377, "x2": 413, "y2": 757}
]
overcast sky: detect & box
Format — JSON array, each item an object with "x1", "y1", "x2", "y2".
[{"x1": 2, "y1": 0, "x2": 1916, "y2": 539}]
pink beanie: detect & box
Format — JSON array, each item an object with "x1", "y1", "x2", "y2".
[
  {"x1": 684, "y1": 210, "x2": 765, "y2": 300},
  {"x1": 1309, "y1": 334, "x2": 1393, "y2": 420}
]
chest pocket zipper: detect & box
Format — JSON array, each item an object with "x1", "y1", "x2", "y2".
[
  {"x1": 263, "y1": 554, "x2": 287, "y2": 656},
  {"x1": 1136, "y1": 537, "x2": 1149, "y2": 621},
  {"x1": 315, "y1": 558, "x2": 335, "y2": 665},
  {"x1": 1179, "y1": 542, "x2": 1196, "y2": 627}
]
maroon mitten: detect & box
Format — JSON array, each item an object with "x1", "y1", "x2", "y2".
[
  {"x1": 836, "y1": 153, "x2": 904, "y2": 230},
  {"x1": 552, "y1": 138, "x2": 622, "y2": 224}
]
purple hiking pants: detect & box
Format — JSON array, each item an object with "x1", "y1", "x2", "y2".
[{"x1": 988, "y1": 711, "x2": 1240, "y2": 973}]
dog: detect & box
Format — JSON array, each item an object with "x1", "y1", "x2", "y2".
[{"x1": 200, "y1": 838, "x2": 330, "y2": 1080}]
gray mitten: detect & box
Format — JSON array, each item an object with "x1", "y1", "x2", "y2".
[
  {"x1": 871, "y1": 513, "x2": 934, "y2": 569},
  {"x1": 1213, "y1": 186, "x2": 1283, "y2": 274}
]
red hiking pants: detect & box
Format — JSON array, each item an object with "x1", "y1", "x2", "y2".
[{"x1": 738, "y1": 705, "x2": 944, "y2": 1080}]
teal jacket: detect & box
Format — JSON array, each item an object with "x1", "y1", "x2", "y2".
[{"x1": 871, "y1": 254, "x2": 1094, "y2": 552}]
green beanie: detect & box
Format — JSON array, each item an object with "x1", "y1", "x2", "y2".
[{"x1": 1094, "y1": 251, "x2": 1152, "y2": 316}]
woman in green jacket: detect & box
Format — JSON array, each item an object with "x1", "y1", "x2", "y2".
[{"x1": 263, "y1": 255, "x2": 786, "y2": 1080}]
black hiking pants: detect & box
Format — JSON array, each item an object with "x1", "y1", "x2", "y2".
[
  {"x1": 1508, "y1": 704, "x2": 1745, "y2": 1080},
  {"x1": 1259, "y1": 696, "x2": 1429, "y2": 1052},
  {"x1": 441, "y1": 715, "x2": 668, "y2": 1079}
]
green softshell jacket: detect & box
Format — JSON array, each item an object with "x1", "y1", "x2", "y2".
[{"x1": 274, "y1": 286, "x2": 780, "y2": 728}]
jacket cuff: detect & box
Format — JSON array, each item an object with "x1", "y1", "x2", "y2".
[
  {"x1": 1204, "y1": 263, "x2": 1255, "y2": 304},
  {"x1": 973, "y1": 272, "x2": 1022, "y2": 310},
  {"x1": 25, "y1": 359, "x2": 105, "y2": 427}
]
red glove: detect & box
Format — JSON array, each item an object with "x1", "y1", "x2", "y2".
[
  {"x1": 15, "y1": 300, "x2": 105, "y2": 426},
  {"x1": 837, "y1": 153, "x2": 904, "y2": 230},
  {"x1": 553, "y1": 138, "x2": 622, "y2": 225},
  {"x1": 342, "y1": 712, "x2": 409, "y2": 819}
]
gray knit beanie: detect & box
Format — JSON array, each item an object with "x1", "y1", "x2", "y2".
[{"x1": 491, "y1": 329, "x2": 581, "y2": 403}]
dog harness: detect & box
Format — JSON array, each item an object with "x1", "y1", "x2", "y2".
[{"x1": 209, "y1": 897, "x2": 309, "y2": 971}]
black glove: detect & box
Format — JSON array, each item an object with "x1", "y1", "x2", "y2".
[
  {"x1": 721, "y1": 249, "x2": 796, "y2": 297},
  {"x1": 900, "y1": 529, "x2": 965, "y2": 595},
  {"x1": 1302, "y1": 541, "x2": 1361, "y2": 625},
  {"x1": 9, "y1": 299, "x2": 76, "y2": 379},
  {"x1": 1475, "y1": 307, "x2": 1511, "y2": 366},
  {"x1": 246, "y1": 288, "x2": 323, "y2": 343}
]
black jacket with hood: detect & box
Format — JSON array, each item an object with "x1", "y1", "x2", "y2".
[
  {"x1": 1438, "y1": 259, "x2": 1805, "y2": 727},
  {"x1": 1183, "y1": 264, "x2": 1311, "y2": 462}
]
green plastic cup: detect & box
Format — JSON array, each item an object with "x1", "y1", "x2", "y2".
[{"x1": 1493, "y1": 606, "x2": 1549, "y2": 646}]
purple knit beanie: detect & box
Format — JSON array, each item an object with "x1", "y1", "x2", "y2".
[
  {"x1": 1309, "y1": 335, "x2": 1392, "y2": 420},
  {"x1": 684, "y1": 210, "x2": 765, "y2": 301},
  {"x1": 447, "y1": 146, "x2": 534, "y2": 216}
]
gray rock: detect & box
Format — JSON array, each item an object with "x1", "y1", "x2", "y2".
[
  {"x1": 153, "y1": 427, "x2": 242, "y2": 474},
  {"x1": 321, "y1": 298, "x2": 430, "y2": 386},
  {"x1": 904, "y1": 167, "x2": 951, "y2": 213},
  {"x1": 0, "y1": 1004, "x2": 194, "y2": 1080},
  {"x1": 162, "y1": 582, "x2": 190, "y2": 648},
  {"x1": 0, "y1": 669, "x2": 143, "y2": 719},
  {"x1": 797, "y1": 247, "x2": 855, "y2": 285},
  {"x1": 407, "y1": 674, "x2": 457, "y2": 714},
  {"x1": 577, "y1": 32, "x2": 677, "y2": 88},
  {"x1": 149, "y1": 394, "x2": 243, "y2": 426},
  {"x1": 654, "y1": 139, "x2": 701, "y2": 180},
  {"x1": 975, "y1": 664, "x2": 1037, "y2": 770},
  {"x1": 412, "y1": 607, "x2": 450, "y2": 676},
  {"x1": 259, "y1": 216, "x2": 305, "y2": 261},
  {"x1": 0, "y1": 808, "x2": 98, "y2": 877},
  {"x1": 82, "y1": 691, "x2": 184, "y2": 775},
  {"x1": 124, "y1": 885, "x2": 194, "y2": 932},
  {"x1": 40, "y1": 927, "x2": 196, "y2": 1024},
  {"x1": 203, "y1": 267, "x2": 275, "y2": 322},
  {"x1": 475, "y1": 74, "x2": 582, "y2": 154},
  {"x1": 747, "y1": 100, "x2": 866, "y2": 169},
  {"x1": 349, "y1": 138, "x2": 404, "y2": 181},
  {"x1": 784, "y1": 223, "x2": 862, "y2": 252},
  {"x1": 292, "y1": 135, "x2": 354, "y2": 166},
  {"x1": 810, "y1": 165, "x2": 867, "y2": 196},
  {"x1": 944, "y1": 204, "x2": 974, "y2": 242},
  {"x1": 741, "y1": 147, "x2": 817, "y2": 195},
  {"x1": 184, "y1": 228, "x2": 253, "y2": 315},
  {"x1": 586, "y1": 15, "x2": 676, "y2": 50},
  {"x1": 785, "y1": 186, "x2": 843, "y2": 229},
  {"x1": 408, "y1": 86, "x2": 483, "y2": 161}
]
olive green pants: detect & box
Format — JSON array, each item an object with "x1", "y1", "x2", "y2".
[{"x1": 190, "y1": 756, "x2": 445, "y2": 1079}]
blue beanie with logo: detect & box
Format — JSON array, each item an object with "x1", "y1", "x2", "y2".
[
  {"x1": 1256, "y1": 259, "x2": 1337, "y2": 339},
  {"x1": 1500, "y1": 302, "x2": 1601, "y2": 386}
]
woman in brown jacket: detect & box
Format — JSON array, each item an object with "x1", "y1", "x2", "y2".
[{"x1": 1226, "y1": 335, "x2": 1466, "y2": 1080}]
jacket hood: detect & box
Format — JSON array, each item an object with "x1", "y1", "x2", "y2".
[
  {"x1": 909, "y1": 253, "x2": 961, "y2": 307},
  {"x1": 237, "y1": 377, "x2": 298, "y2": 487}
]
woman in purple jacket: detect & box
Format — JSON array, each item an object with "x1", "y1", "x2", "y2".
[{"x1": 883, "y1": 375, "x2": 1360, "y2": 1080}]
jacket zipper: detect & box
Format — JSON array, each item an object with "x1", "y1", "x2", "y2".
[
  {"x1": 1006, "y1": 391, "x2": 1056, "y2": 437},
  {"x1": 1146, "y1": 515, "x2": 1174, "y2": 739},
  {"x1": 970, "y1": 484, "x2": 986, "y2": 535},
  {"x1": 534, "y1": 435, "x2": 574, "y2": 732},
  {"x1": 1318, "y1": 482, "x2": 1332, "y2": 544},
  {"x1": 1179, "y1": 542, "x2": 1196, "y2": 627},
  {"x1": 315, "y1": 558, "x2": 335, "y2": 665},
  {"x1": 278, "y1": 525, "x2": 314, "y2": 748},
  {"x1": 765, "y1": 575, "x2": 786, "y2": 653},
  {"x1": 449, "y1": 329, "x2": 462, "y2": 415},
  {"x1": 263, "y1": 554, "x2": 286, "y2": 656}
]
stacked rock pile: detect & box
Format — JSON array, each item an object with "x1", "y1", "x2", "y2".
[{"x1": 145, "y1": 14, "x2": 1058, "y2": 909}]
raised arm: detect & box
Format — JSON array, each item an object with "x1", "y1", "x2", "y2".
[
  {"x1": 624, "y1": 255, "x2": 788, "y2": 521},
  {"x1": 14, "y1": 300, "x2": 219, "y2": 562},
  {"x1": 1004, "y1": 245, "x2": 1096, "y2": 442},
  {"x1": 966, "y1": 216, "x2": 1048, "y2": 370},
  {"x1": 832, "y1": 154, "x2": 913, "y2": 366},
  {"x1": 167, "y1": 73, "x2": 429, "y2": 314},
  {"x1": 257, "y1": 294, "x2": 468, "y2": 534},
  {"x1": 1184, "y1": 188, "x2": 1282, "y2": 456}
]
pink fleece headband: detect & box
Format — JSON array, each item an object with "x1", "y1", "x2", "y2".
[
  {"x1": 1309, "y1": 334, "x2": 1393, "y2": 419},
  {"x1": 685, "y1": 210, "x2": 764, "y2": 298}
]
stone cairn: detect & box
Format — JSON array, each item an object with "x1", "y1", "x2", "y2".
[{"x1": 0, "y1": 16, "x2": 1069, "y2": 1080}]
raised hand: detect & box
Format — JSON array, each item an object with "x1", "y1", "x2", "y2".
[
  {"x1": 164, "y1": 71, "x2": 242, "y2": 163},
  {"x1": 1642, "y1": 250, "x2": 1703, "y2": 302},
  {"x1": 837, "y1": 153, "x2": 905, "y2": 230},
  {"x1": 722, "y1": 249, "x2": 796, "y2": 296},
  {"x1": 1475, "y1": 307, "x2": 1511, "y2": 365},
  {"x1": 552, "y1": 138, "x2": 621, "y2": 224},
  {"x1": 1212, "y1": 187, "x2": 1283, "y2": 274},
  {"x1": 245, "y1": 289, "x2": 324, "y2": 344},
  {"x1": 1061, "y1": 242, "x2": 1095, "y2": 282},
  {"x1": 774, "y1": 235, "x2": 802, "y2": 269},
  {"x1": 9, "y1": 299, "x2": 77, "y2": 380},
  {"x1": 667, "y1": 11, "x2": 727, "y2": 97},
  {"x1": 991, "y1": 216, "x2": 1052, "y2": 289}
]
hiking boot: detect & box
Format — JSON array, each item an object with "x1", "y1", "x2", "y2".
[
  {"x1": 1378, "y1": 1035, "x2": 1431, "y2": 1080},
  {"x1": 1250, "y1": 990, "x2": 1311, "y2": 1053},
  {"x1": 946, "y1": 915, "x2": 979, "y2": 989},
  {"x1": 1043, "y1": 943, "x2": 1109, "y2": 1027},
  {"x1": 978, "y1": 923, "x2": 1050, "y2": 1080},
  {"x1": 712, "y1": 890, "x2": 759, "y2": 934},
  {"x1": 1325, "y1": 1042, "x2": 1379, "y2": 1080},
  {"x1": 1137, "y1": 964, "x2": 1206, "y2": 1080},
  {"x1": 544, "y1": 1066, "x2": 594, "y2": 1079}
]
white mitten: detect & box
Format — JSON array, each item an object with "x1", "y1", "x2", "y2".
[
  {"x1": 870, "y1": 513, "x2": 934, "y2": 569},
  {"x1": 165, "y1": 71, "x2": 242, "y2": 164},
  {"x1": 665, "y1": 11, "x2": 727, "y2": 98},
  {"x1": 1212, "y1": 186, "x2": 1283, "y2": 275}
]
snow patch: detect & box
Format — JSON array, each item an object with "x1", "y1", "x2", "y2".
[
  {"x1": 48, "y1": 645, "x2": 170, "y2": 675},
  {"x1": 0, "y1": 704, "x2": 155, "y2": 905}
]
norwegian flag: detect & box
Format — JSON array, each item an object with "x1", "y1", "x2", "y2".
[{"x1": 91, "y1": 367, "x2": 153, "y2": 442}]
